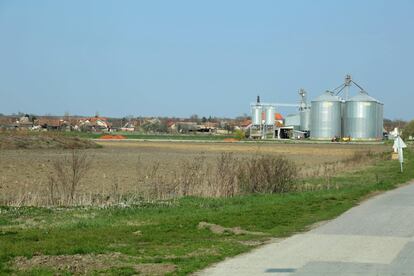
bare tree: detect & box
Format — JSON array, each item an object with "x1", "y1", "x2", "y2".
[{"x1": 49, "y1": 149, "x2": 92, "y2": 205}]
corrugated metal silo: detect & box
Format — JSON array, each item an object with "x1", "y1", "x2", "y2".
[
  {"x1": 310, "y1": 91, "x2": 342, "y2": 140},
  {"x1": 265, "y1": 106, "x2": 275, "y2": 126},
  {"x1": 343, "y1": 91, "x2": 383, "y2": 140},
  {"x1": 377, "y1": 103, "x2": 384, "y2": 138},
  {"x1": 300, "y1": 109, "x2": 311, "y2": 131},
  {"x1": 251, "y1": 105, "x2": 262, "y2": 125}
]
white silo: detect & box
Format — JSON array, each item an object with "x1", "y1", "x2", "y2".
[
  {"x1": 343, "y1": 91, "x2": 383, "y2": 140},
  {"x1": 310, "y1": 91, "x2": 343, "y2": 140}
]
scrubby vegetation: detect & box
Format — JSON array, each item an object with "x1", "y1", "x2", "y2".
[
  {"x1": 1, "y1": 146, "x2": 389, "y2": 207},
  {"x1": 0, "y1": 131, "x2": 100, "y2": 150},
  {"x1": 1, "y1": 151, "x2": 299, "y2": 206},
  {"x1": 402, "y1": 120, "x2": 414, "y2": 140}
]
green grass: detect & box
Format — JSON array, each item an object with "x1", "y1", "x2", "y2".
[{"x1": 1, "y1": 149, "x2": 413, "y2": 275}]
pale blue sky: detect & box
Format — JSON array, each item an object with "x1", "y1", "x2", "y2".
[{"x1": 0, "y1": 0, "x2": 412, "y2": 119}]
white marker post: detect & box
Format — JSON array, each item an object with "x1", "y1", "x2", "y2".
[{"x1": 393, "y1": 136, "x2": 407, "y2": 172}]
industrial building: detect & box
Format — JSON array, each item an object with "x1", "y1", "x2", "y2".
[{"x1": 249, "y1": 75, "x2": 384, "y2": 141}]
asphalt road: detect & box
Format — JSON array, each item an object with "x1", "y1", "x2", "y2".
[{"x1": 200, "y1": 183, "x2": 414, "y2": 276}]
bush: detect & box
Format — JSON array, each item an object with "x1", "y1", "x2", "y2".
[
  {"x1": 135, "y1": 152, "x2": 298, "y2": 199},
  {"x1": 235, "y1": 129, "x2": 246, "y2": 140},
  {"x1": 48, "y1": 149, "x2": 92, "y2": 205},
  {"x1": 213, "y1": 153, "x2": 242, "y2": 197},
  {"x1": 402, "y1": 120, "x2": 414, "y2": 140},
  {"x1": 239, "y1": 155, "x2": 298, "y2": 194}
]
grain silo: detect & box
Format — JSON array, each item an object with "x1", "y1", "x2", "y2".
[
  {"x1": 251, "y1": 105, "x2": 262, "y2": 126},
  {"x1": 299, "y1": 89, "x2": 311, "y2": 132},
  {"x1": 264, "y1": 105, "x2": 275, "y2": 126},
  {"x1": 377, "y1": 103, "x2": 384, "y2": 138},
  {"x1": 310, "y1": 91, "x2": 342, "y2": 140},
  {"x1": 343, "y1": 91, "x2": 383, "y2": 140}
]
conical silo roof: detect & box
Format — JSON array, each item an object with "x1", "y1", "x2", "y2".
[
  {"x1": 312, "y1": 91, "x2": 342, "y2": 102},
  {"x1": 348, "y1": 91, "x2": 380, "y2": 103}
]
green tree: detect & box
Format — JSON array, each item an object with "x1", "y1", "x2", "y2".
[
  {"x1": 402, "y1": 120, "x2": 414, "y2": 140},
  {"x1": 235, "y1": 129, "x2": 246, "y2": 140}
]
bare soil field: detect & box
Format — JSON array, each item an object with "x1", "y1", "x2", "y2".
[{"x1": 0, "y1": 140, "x2": 389, "y2": 203}]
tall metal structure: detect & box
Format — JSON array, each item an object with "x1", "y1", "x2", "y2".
[
  {"x1": 248, "y1": 75, "x2": 384, "y2": 141},
  {"x1": 343, "y1": 91, "x2": 383, "y2": 140},
  {"x1": 344, "y1": 74, "x2": 352, "y2": 100},
  {"x1": 250, "y1": 96, "x2": 263, "y2": 138},
  {"x1": 265, "y1": 105, "x2": 275, "y2": 126},
  {"x1": 251, "y1": 106, "x2": 262, "y2": 126},
  {"x1": 299, "y1": 89, "x2": 311, "y2": 132},
  {"x1": 310, "y1": 91, "x2": 342, "y2": 140},
  {"x1": 249, "y1": 95, "x2": 301, "y2": 139},
  {"x1": 324, "y1": 74, "x2": 384, "y2": 140}
]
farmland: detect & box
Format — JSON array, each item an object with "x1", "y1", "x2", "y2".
[
  {"x1": 0, "y1": 139, "x2": 388, "y2": 205},
  {"x1": 0, "y1": 141, "x2": 412, "y2": 275},
  {"x1": 62, "y1": 131, "x2": 238, "y2": 141},
  {"x1": 2, "y1": 133, "x2": 411, "y2": 275}
]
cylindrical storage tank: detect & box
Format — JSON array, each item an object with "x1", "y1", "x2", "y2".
[
  {"x1": 265, "y1": 106, "x2": 275, "y2": 126},
  {"x1": 377, "y1": 103, "x2": 384, "y2": 139},
  {"x1": 300, "y1": 108, "x2": 311, "y2": 131},
  {"x1": 341, "y1": 101, "x2": 346, "y2": 138},
  {"x1": 251, "y1": 105, "x2": 262, "y2": 125},
  {"x1": 310, "y1": 91, "x2": 342, "y2": 140},
  {"x1": 343, "y1": 91, "x2": 383, "y2": 140}
]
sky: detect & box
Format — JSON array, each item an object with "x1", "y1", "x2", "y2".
[{"x1": 0, "y1": 0, "x2": 413, "y2": 120}]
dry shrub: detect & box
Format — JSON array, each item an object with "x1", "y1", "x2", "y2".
[
  {"x1": 2, "y1": 151, "x2": 298, "y2": 207},
  {"x1": 178, "y1": 154, "x2": 207, "y2": 196},
  {"x1": 239, "y1": 155, "x2": 298, "y2": 194},
  {"x1": 48, "y1": 149, "x2": 92, "y2": 205},
  {"x1": 132, "y1": 152, "x2": 298, "y2": 200},
  {"x1": 208, "y1": 153, "x2": 241, "y2": 197},
  {"x1": 135, "y1": 157, "x2": 179, "y2": 200}
]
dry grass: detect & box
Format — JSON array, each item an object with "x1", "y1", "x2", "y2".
[
  {"x1": 296, "y1": 150, "x2": 387, "y2": 192},
  {"x1": 0, "y1": 141, "x2": 388, "y2": 206},
  {"x1": 134, "y1": 152, "x2": 298, "y2": 200},
  {"x1": 299, "y1": 150, "x2": 383, "y2": 179},
  {"x1": 11, "y1": 253, "x2": 176, "y2": 275},
  {"x1": 0, "y1": 130, "x2": 99, "y2": 150},
  {"x1": 1, "y1": 151, "x2": 299, "y2": 206},
  {"x1": 239, "y1": 154, "x2": 297, "y2": 194}
]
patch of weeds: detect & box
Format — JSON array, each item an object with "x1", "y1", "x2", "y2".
[
  {"x1": 14, "y1": 267, "x2": 71, "y2": 276},
  {"x1": 93, "y1": 266, "x2": 137, "y2": 276}
]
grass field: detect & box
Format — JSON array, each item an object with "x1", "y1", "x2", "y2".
[{"x1": 0, "y1": 148, "x2": 412, "y2": 275}]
